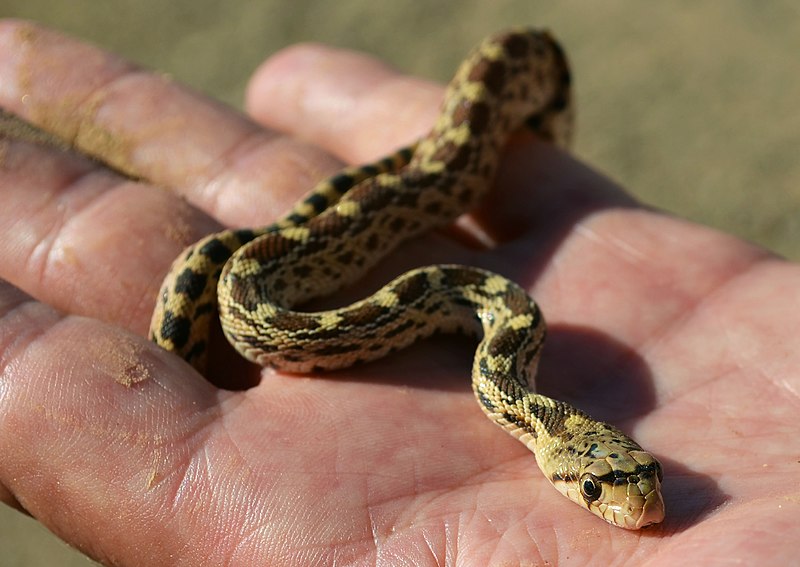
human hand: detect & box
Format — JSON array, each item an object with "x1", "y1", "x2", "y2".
[{"x1": 0, "y1": 20, "x2": 798, "y2": 566}]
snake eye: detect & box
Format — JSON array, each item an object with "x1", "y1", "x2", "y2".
[{"x1": 579, "y1": 473, "x2": 601, "y2": 502}]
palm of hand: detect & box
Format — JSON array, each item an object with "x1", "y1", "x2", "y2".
[{"x1": 0, "y1": 21, "x2": 798, "y2": 566}]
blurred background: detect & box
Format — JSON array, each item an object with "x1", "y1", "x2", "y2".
[{"x1": 0, "y1": 1, "x2": 798, "y2": 564}]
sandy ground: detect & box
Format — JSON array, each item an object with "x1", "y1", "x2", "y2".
[{"x1": 0, "y1": 2, "x2": 798, "y2": 565}]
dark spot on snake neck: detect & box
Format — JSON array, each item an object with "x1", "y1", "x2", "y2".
[
  {"x1": 360, "y1": 164, "x2": 380, "y2": 176},
  {"x1": 441, "y1": 268, "x2": 487, "y2": 289},
  {"x1": 389, "y1": 217, "x2": 406, "y2": 232},
  {"x1": 200, "y1": 238, "x2": 233, "y2": 264},
  {"x1": 233, "y1": 228, "x2": 257, "y2": 245},
  {"x1": 329, "y1": 173, "x2": 357, "y2": 194},
  {"x1": 392, "y1": 273, "x2": 430, "y2": 304},
  {"x1": 285, "y1": 212, "x2": 308, "y2": 225},
  {"x1": 194, "y1": 301, "x2": 215, "y2": 318},
  {"x1": 454, "y1": 296, "x2": 479, "y2": 310},
  {"x1": 304, "y1": 192, "x2": 330, "y2": 214},
  {"x1": 175, "y1": 268, "x2": 207, "y2": 301},
  {"x1": 160, "y1": 311, "x2": 191, "y2": 349},
  {"x1": 379, "y1": 150, "x2": 410, "y2": 171},
  {"x1": 451, "y1": 100, "x2": 491, "y2": 137},
  {"x1": 529, "y1": 402, "x2": 568, "y2": 437},
  {"x1": 468, "y1": 58, "x2": 507, "y2": 95},
  {"x1": 424, "y1": 299, "x2": 445, "y2": 315},
  {"x1": 378, "y1": 155, "x2": 396, "y2": 170},
  {"x1": 397, "y1": 145, "x2": 414, "y2": 162},
  {"x1": 502, "y1": 411, "x2": 531, "y2": 433},
  {"x1": 268, "y1": 312, "x2": 320, "y2": 333},
  {"x1": 503, "y1": 33, "x2": 533, "y2": 59},
  {"x1": 487, "y1": 327, "x2": 527, "y2": 357},
  {"x1": 338, "y1": 303, "x2": 392, "y2": 327},
  {"x1": 431, "y1": 140, "x2": 472, "y2": 173}
]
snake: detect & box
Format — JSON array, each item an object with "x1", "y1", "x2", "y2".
[{"x1": 150, "y1": 28, "x2": 665, "y2": 530}]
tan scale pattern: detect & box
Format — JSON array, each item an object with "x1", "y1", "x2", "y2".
[{"x1": 151, "y1": 29, "x2": 664, "y2": 529}]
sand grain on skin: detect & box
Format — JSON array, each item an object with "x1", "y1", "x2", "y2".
[{"x1": 89, "y1": 334, "x2": 153, "y2": 387}]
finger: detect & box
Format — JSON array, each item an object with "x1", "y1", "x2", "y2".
[
  {"x1": 246, "y1": 43, "x2": 441, "y2": 164},
  {"x1": 0, "y1": 135, "x2": 216, "y2": 334},
  {"x1": 0, "y1": 19, "x2": 343, "y2": 226},
  {"x1": 0, "y1": 280, "x2": 221, "y2": 564}
]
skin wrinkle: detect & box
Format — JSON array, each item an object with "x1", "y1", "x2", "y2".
[
  {"x1": 34, "y1": 180, "x2": 140, "y2": 321},
  {"x1": 0, "y1": 297, "x2": 56, "y2": 394},
  {"x1": 203, "y1": 134, "x2": 342, "y2": 227},
  {"x1": 776, "y1": 376, "x2": 800, "y2": 405},
  {"x1": 30, "y1": 178, "x2": 113, "y2": 285},
  {"x1": 573, "y1": 221, "x2": 650, "y2": 264},
  {"x1": 191, "y1": 126, "x2": 276, "y2": 218}
]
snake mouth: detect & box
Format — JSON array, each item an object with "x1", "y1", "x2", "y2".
[{"x1": 634, "y1": 485, "x2": 666, "y2": 529}]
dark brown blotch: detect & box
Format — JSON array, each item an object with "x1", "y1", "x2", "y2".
[
  {"x1": 392, "y1": 273, "x2": 430, "y2": 305},
  {"x1": 269, "y1": 311, "x2": 320, "y2": 333},
  {"x1": 431, "y1": 141, "x2": 471, "y2": 172},
  {"x1": 160, "y1": 310, "x2": 191, "y2": 349},
  {"x1": 174, "y1": 268, "x2": 208, "y2": 301},
  {"x1": 442, "y1": 268, "x2": 487, "y2": 289},
  {"x1": 199, "y1": 238, "x2": 233, "y2": 264},
  {"x1": 504, "y1": 34, "x2": 531, "y2": 58},
  {"x1": 383, "y1": 319, "x2": 415, "y2": 339},
  {"x1": 468, "y1": 57, "x2": 507, "y2": 95}
]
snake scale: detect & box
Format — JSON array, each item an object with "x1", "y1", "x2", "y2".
[{"x1": 150, "y1": 29, "x2": 665, "y2": 529}]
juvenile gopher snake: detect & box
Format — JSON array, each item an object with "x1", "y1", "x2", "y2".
[{"x1": 150, "y1": 29, "x2": 665, "y2": 529}]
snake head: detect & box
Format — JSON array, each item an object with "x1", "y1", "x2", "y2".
[{"x1": 551, "y1": 434, "x2": 665, "y2": 529}]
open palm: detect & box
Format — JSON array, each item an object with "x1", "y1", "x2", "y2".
[{"x1": 0, "y1": 21, "x2": 798, "y2": 566}]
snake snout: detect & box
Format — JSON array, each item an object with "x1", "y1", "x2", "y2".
[{"x1": 635, "y1": 485, "x2": 666, "y2": 528}]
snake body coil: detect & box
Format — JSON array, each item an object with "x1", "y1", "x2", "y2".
[{"x1": 151, "y1": 29, "x2": 665, "y2": 529}]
